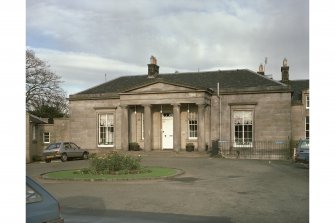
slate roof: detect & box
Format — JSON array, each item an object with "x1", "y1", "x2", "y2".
[
  {"x1": 28, "y1": 113, "x2": 48, "y2": 124},
  {"x1": 288, "y1": 80, "x2": 309, "y2": 102},
  {"x1": 72, "y1": 69, "x2": 289, "y2": 98}
]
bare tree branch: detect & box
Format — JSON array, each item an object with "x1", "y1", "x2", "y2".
[{"x1": 26, "y1": 49, "x2": 68, "y2": 117}]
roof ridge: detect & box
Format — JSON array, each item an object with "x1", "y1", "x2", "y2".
[{"x1": 289, "y1": 79, "x2": 309, "y2": 81}]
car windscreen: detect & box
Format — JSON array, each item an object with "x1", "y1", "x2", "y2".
[
  {"x1": 26, "y1": 184, "x2": 42, "y2": 204},
  {"x1": 46, "y1": 143, "x2": 61, "y2": 150},
  {"x1": 300, "y1": 141, "x2": 309, "y2": 149}
]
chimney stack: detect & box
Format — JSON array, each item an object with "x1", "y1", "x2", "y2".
[
  {"x1": 257, "y1": 64, "x2": 265, "y2": 75},
  {"x1": 281, "y1": 58, "x2": 289, "y2": 84},
  {"x1": 147, "y1": 55, "x2": 159, "y2": 78}
]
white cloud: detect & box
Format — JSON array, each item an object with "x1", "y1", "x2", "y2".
[
  {"x1": 29, "y1": 48, "x2": 147, "y2": 94},
  {"x1": 27, "y1": 0, "x2": 309, "y2": 94}
]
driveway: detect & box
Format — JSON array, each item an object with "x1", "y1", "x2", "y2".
[{"x1": 26, "y1": 154, "x2": 309, "y2": 223}]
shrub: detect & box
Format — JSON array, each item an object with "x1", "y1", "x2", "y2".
[
  {"x1": 89, "y1": 152, "x2": 142, "y2": 175},
  {"x1": 32, "y1": 155, "x2": 42, "y2": 162},
  {"x1": 88, "y1": 153, "x2": 97, "y2": 159},
  {"x1": 186, "y1": 143, "x2": 194, "y2": 152},
  {"x1": 129, "y1": 142, "x2": 141, "y2": 151}
]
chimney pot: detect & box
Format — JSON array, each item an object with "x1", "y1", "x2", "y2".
[
  {"x1": 281, "y1": 58, "x2": 289, "y2": 83},
  {"x1": 148, "y1": 55, "x2": 159, "y2": 78},
  {"x1": 257, "y1": 63, "x2": 265, "y2": 75}
]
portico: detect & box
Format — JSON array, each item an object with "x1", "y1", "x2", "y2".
[{"x1": 119, "y1": 87, "x2": 212, "y2": 152}]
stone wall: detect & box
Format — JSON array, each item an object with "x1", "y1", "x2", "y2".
[
  {"x1": 69, "y1": 98, "x2": 121, "y2": 150},
  {"x1": 291, "y1": 89, "x2": 309, "y2": 143},
  {"x1": 217, "y1": 92, "x2": 292, "y2": 142}
]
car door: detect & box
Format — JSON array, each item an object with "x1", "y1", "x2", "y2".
[
  {"x1": 70, "y1": 142, "x2": 82, "y2": 158},
  {"x1": 298, "y1": 140, "x2": 309, "y2": 161},
  {"x1": 63, "y1": 142, "x2": 74, "y2": 158}
]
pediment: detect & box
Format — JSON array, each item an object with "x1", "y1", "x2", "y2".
[{"x1": 124, "y1": 82, "x2": 198, "y2": 93}]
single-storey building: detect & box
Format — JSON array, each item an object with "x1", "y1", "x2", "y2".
[
  {"x1": 26, "y1": 57, "x2": 309, "y2": 162},
  {"x1": 26, "y1": 112, "x2": 70, "y2": 162},
  {"x1": 68, "y1": 57, "x2": 308, "y2": 152}
]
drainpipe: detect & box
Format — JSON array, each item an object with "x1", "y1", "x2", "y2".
[
  {"x1": 135, "y1": 105, "x2": 137, "y2": 142},
  {"x1": 217, "y1": 82, "x2": 222, "y2": 141}
]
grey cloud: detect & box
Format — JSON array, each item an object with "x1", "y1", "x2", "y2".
[{"x1": 27, "y1": 0, "x2": 308, "y2": 94}]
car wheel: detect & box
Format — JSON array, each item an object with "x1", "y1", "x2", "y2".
[
  {"x1": 45, "y1": 159, "x2": 51, "y2": 163},
  {"x1": 82, "y1": 152, "x2": 89, "y2": 160},
  {"x1": 61, "y1": 153, "x2": 68, "y2": 162}
]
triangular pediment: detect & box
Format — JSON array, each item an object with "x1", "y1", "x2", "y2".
[{"x1": 123, "y1": 82, "x2": 199, "y2": 93}]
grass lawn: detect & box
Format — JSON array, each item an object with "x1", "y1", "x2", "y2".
[{"x1": 42, "y1": 167, "x2": 180, "y2": 181}]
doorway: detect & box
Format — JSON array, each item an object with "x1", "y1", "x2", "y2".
[{"x1": 162, "y1": 113, "x2": 173, "y2": 149}]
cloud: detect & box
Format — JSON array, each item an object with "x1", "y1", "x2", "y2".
[
  {"x1": 27, "y1": 0, "x2": 309, "y2": 94},
  {"x1": 29, "y1": 48, "x2": 146, "y2": 94}
]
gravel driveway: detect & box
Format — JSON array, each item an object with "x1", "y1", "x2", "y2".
[{"x1": 26, "y1": 154, "x2": 309, "y2": 223}]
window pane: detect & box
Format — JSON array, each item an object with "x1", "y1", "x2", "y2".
[
  {"x1": 70, "y1": 143, "x2": 79, "y2": 149},
  {"x1": 234, "y1": 111, "x2": 253, "y2": 145},
  {"x1": 98, "y1": 113, "x2": 114, "y2": 145},
  {"x1": 188, "y1": 112, "x2": 198, "y2": 138},
  {"x1": 100, "y1": 127, "x2": 106, "y2": 144},
  {"x1": 305, "y1": 116, "x2": 309, "y2": 139},
  {"x1": 43, "y1": 132, "x2": 50, "y2": 143},
  {"x1": 100, "y1": 114, "x2": 106, "y2": 126}
]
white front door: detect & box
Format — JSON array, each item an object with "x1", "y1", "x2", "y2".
[{"x1": 162, "y1": 113, "x2": 173, "y2": 149}]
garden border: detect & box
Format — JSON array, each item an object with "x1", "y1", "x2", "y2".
[{"x1": 40, "y1": 167, "x2": 185, "y2": 182}]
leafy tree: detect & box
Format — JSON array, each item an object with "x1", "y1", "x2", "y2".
[
  {"x1": 30, "y1": 105, "x2": 66, "y2": 123},
  {"x1": 26, "y1": 49, "x2": 68, "y2": 118}
]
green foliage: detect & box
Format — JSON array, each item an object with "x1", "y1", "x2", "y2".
[
  {"x1": 44, "y1": 167, "x2": 177, "y2": 180},
  {"x1": 30, "y1": 105, "x2": 66, "y2": 122},
  {"x1": 32, "y1": 155, "x2": 42, "y2": 162},
  {"x1": 129, "y1": 142, "x2": 141, "y2": 151},
  {"x1": 89, "y1": 152, "x2": 142, "y2": 175},
  {"x1": 186, "y1": 143, "x2": 194, "y2": 152}
]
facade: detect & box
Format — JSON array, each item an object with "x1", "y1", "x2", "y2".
[
  {"x1": 67, "y1": 57, "x2": 302, "y2": 153},
  {"x1": 26, "y1": 112, "x2": 48, "y2": 162},
  {"x1": 289, "y1": 80, "x2": 309, "y2": 142},
  {"x1": 26, "y1": 57, "x2": 309, "y2": 161},
  {"x1": 26, "y1": 112, "x2": 70, "y2": 162}
]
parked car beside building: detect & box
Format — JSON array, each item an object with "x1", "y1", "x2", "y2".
[
  {"x1": 43, "y1": 142, "x2": 89, "y2": 162},
  {"x1": 295, "y1": 139, "x2": 309, "y2": 163},
  {"x1": 26, "y1": 176, "x2": 64, "y2": 223}
]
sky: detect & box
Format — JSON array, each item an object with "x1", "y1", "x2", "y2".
[{"x1": 26, "y1": 0, "x2": 309, "y2": 96}]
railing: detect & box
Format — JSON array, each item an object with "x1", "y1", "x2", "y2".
[{"x1": 217, "y1": 140, "x2": 291, "y2": 160}]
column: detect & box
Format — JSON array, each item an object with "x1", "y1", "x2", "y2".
[
  {"x1": 173, "y1": 103, "x2": 181, "y2": 152},
  {"x1": 197, "y1": 103, "x2": 206, "y2": 151},
  {"x1": 143, "y1": 104, "x2": 152, "y2": 151},
  {"x1": 205, "y1": 105, "x2": 211, "y2": 151},
  {"x1": 120, "y1": 105, "x2": 129, "y2": 151}
]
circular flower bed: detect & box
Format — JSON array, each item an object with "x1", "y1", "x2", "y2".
[
  {"x1": 42, "y1": 166, "x2": 181, "y2": 181},
  {"x1": 41, "y1": 152, "x2": 183, "y2": 181}
]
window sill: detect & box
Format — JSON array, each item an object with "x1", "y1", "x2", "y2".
[{"x1": 98, "y1": 145, "x2": 114, "y2": 148}]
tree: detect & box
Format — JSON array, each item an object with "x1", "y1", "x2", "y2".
[{"x1": 26, "y1": 49, "x2": 68, "y2": 118}]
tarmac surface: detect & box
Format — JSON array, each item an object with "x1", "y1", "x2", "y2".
[{"x1": 26, "y1": 152, "x2": 309, "y2": 223}]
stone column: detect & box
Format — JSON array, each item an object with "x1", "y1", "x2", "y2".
[
  {"x1": 143, "y1": 104, "x2": 152, "y2": 151},
  {"x1": 197, "y1": 103, "x2": 206, "y2": 151},
  {"x1": 120, "y1": 105, "x2": 129, "y2": 151},
  {"x1": 173, "y1": 103, "x2": 181, "y2": 152},
  {"x1": 205, "y1": 105, "x2": 211, "y2": 151}
]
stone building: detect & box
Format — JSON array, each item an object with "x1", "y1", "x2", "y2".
[
  {"x1": 68, "y1": 57, "x2": 307, "y2": 152},
  {"x1": 26, "y1": 112, "x2": 70, "y2": 162},
  {"x1": 26, "y1": 57, "x2": 309, "y2": 161},
  {"x1": 26, "y1": 112, "x2": 48, "y2": 162}
]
